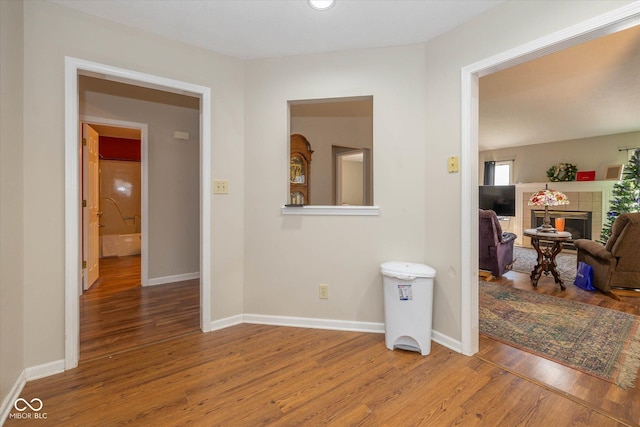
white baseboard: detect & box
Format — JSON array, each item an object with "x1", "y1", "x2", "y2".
[
  {"x1": 25, "y1": 359, "x2": 65, "y2": 381},
  {"x1": 243, "y1": 313, "x2": 385, "y2": 334},
  {"x1": 236, "y1": 314, "x2": 462, "y2": 353},
  {"x1": 146, "y1": 271, "x2": 200, "y2": 287},
  {"x1": 209, "y1": 314, "x2": 244, "y2": 331},
  {"x1": 0, "y1": 371, "x2": 25, "y2": 426},
  {"x1": 432, "y1": 330, "x2": 462, "y2": 353}
]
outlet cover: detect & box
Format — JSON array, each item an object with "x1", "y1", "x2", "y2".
[
  {"x1": 213, "y1": 179, "x2": 229, "y2": 194},
  {"x1": 319, "y1": 284, "x2": 329, "y2": 299}
]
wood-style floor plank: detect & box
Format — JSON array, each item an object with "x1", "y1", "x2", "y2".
[
  {"x1": 481, "y1": 269, "x2": 640, "y2": 426},
  {"x1": 6, "y1": 325, "x2": 628, "y2": 426},
  {"x1": 80, "y1": 255, "x2": 200, "y2": 361},
  {"x1": 6, "y1": 257, "x2": 639, "y2": 425}
]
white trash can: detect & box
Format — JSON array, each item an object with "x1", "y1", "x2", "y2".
[{"x1": 380, "y1": 261, "x2": 436, "y2": 356}]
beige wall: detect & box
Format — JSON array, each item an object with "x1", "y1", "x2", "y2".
[
  {"x1": 21, "y1": 0, "x2": 245, "y2": 368},
  {"x1": 479, "y1": 131, "x2": 637, "y2": 184},
  {"x1": 80, "y1": 77, "x2": 200, "y2": 278},
  {"x1": 290, "y1": 116, "x2": 373, "y2": 205},
  {"x1": 0, "y1": 0, "x2": 25, "y2": 403},
  {"x1": 245, "y1": 44, "x2": 429, "y2": 323}
]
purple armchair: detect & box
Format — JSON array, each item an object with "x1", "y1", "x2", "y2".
[{"x1": 479, "y1": 209, "x2": 517, "y2": 277}]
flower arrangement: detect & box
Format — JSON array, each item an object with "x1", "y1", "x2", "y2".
[{"x1": 546, "y1": 162, "x2": 577, "y2": 182}]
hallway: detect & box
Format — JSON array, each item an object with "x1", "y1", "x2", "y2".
[{"x1": 80, "y1": 256, "x2": 200, "y2": 362}]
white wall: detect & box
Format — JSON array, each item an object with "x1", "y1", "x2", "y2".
[
  {"x1": 479, "y1": 131, "x2": 637, "y2": 184},
  {"x1": 80, "y1": 77, "x2": 200, "y2": 278},
  {"x1": 290, "y1": 116, "x2": 372, "y2": 205},
  {"x1": 244, "y1": 45, "x2": 428, "y2": 324},
  {"x1": 20, "y1": 0, "x2": 245, "y2": 368},
  {"x1": 0, "y1": 0, "x2": 25, "y2": 405}
]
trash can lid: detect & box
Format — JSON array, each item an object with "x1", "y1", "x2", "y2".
[{"x1": 380, "y1": 261, "x2": 436, "y2": 278}]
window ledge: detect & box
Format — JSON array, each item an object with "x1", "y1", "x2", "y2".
[{"x1": 281, "y1": 205, "x2": 380, "y2": 216}]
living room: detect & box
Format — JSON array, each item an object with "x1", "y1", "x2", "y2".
[{"x1": 478, "y1": 22, "x2": 640, "y2": 287}]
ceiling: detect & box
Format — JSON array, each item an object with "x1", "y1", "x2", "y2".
[
  {"x1": 479, "y1": 24, "x2": 640, "y2": 151},
  {"x1": 54, "y1": 1, "x2": 639, "y2": 151},
  {"x1": 51, "y1": 0, "x2": 503, "y2": 59}
]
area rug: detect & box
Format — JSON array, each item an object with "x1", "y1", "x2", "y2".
[
  {"x1": 512, "y1": 246, "x2": 577, "y2": 283},
  {"x1": 480, "y1": 281, "x2": 640, "y2": 389}
]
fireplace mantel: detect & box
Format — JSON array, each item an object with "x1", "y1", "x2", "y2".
[{"x1": 497, "y1": 181, "x2": 616, "y2": 247}]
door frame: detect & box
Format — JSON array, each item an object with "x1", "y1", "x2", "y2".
[
  {"x1": 81, "y1": 116, "x2": 149, "y2": 288},
  {"x1": 65, "y1": 57, "x2": 212, "y2": 369},
  {"x1": 460, "y1": 4, "x2": 640, "y2": 355}
]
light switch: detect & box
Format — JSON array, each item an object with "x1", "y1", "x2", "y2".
[
  {"x1": 213, "y1": 179, "x2": 229, "y2": 194},
  {"x1": 448, "y1": 156, "x2": 459, "y2": 173}
]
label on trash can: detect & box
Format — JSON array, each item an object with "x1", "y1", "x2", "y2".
[{"x1": 398, "y1": 284, "x2": 412, "y2": 301}]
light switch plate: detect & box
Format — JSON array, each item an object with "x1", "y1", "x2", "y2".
[{"x1": 448, "y1": 156, "x2": 459, "y2": 173}]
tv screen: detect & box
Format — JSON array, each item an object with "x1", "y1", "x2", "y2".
[{"x1": 479, "y1": 185, "x2": 516, "y2": 217}]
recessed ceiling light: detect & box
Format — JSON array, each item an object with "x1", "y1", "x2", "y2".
[{"x1": 308, "y1": 0, "x2": 335, "y2": 11}]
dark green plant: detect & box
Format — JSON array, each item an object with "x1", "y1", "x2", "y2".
[{"x1": 600, "y1": 148, "x2": 640, "y2": 242}]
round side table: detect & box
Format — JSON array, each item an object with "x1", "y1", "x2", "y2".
[{"x1": 523, "y1": 228, "x2": 572, "y2": 290}]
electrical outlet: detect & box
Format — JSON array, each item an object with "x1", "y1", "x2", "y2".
[
  {"x1": 213, "y1": 179, "x2": 229, "y2": 194},
  {"x1": 319, "y1": 284, "x2": 329, "y2": 299}
]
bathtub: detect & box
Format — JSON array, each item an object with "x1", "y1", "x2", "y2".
[{"x1": 100, "y1": 233, "x2": 142, "y2": 258}]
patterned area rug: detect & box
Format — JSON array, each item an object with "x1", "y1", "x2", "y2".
[
  {"x1": 512, "y1": 246, "x2": 577, "y2": 283},
  {"x1": 480, "y1": 281, "x2": 640, "y2": 389}
]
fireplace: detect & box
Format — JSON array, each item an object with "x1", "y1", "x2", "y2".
[{"x1": 531, "y1": 210, "x2": 592, "y2": 248}]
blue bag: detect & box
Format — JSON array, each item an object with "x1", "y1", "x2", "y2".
[{"x1": 574, "y1": 261, "x2": 595, "y2": 291}]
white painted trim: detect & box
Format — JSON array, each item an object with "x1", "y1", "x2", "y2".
[
  {"x1": 244, "y1": 313, "x2": 385, "y2": 333},
  {"x1": 281, "y1": 205, "x2": 380, "y2": 216},
  {"x1": 432, "y1": 330, "x2": 462, "y2": 354},
  {"x1": 200, "y1": 89, "x2": 212, "y2": 333},
  {"x1": 80, "y1": 116, "x2": 149, "y2": 286},
  {"x1": 0, "y1": 371, "x2": 25, "y2": 426},
  {"x1": 65, "y1": 57, "x2": 213, "y2": 369},
  {"x1": 242, "y1": 316, "x2": 462, "y2": 353},
  {"x1": 147, "y1": 271, "x2": 200, "y2": 287},
  {"x1": 460, "y1": 4, "x2": 640, "y2": 356},
  {"x1": 24, "y1": 360, "x2": 65, "y2": 381},
  {"x1": 209, "y1": 314, "x2": 244, "y2": 331},
  {"x1": 64, "y1": 57, "x2": 82, "y2": 370}
]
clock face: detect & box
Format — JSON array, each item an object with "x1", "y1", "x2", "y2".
[{"x1": 290, "y1": 155, "x2": 305, "y2": 184}]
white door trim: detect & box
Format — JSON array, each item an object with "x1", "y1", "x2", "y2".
[
  {"x1": 65, "y1": 57, "x2": 212, "y2": 369},
  {"x1": 460, "y1": 4, "x2": 640, "y2": 355},
  {"x1": 80, "y1": 116, "x2": 149, "y2": 286}
]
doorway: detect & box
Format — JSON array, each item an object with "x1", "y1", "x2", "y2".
[
  {"x1": 82, "y1": 121, "x2": 144, "y2": 291},
  {"x1": 461, "y1": 6, "x2": 640, "y2": 355},
  {"x1": 65, "y1": 58, "x2": 213, "y2": 369}
]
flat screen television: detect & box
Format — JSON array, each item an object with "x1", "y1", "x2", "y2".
[{"x1": 479, "y1": 185, "x2": 516, "y2": 217}]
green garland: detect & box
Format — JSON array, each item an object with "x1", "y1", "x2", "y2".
[{"x1": 546, "y1": 162, "x2": 577, "y2": 182}]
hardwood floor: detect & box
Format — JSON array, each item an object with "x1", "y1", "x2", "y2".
[
  {"x1": 6, "y1": 262, "x2": 639, "y2": 425},
  {"x1": 80, "y1": 256, "x2": 200, "y2": 362},
  {"x1": 480, "y1": 269, "x2": 640, "y2": 426},
  {"x1": 6, "y1": 324, "x2": 635, "y2": 426}
]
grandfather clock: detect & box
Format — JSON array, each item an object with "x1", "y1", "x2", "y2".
[{"x1": 290, "y1": 134, "x2": 313, "y2": 205}]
